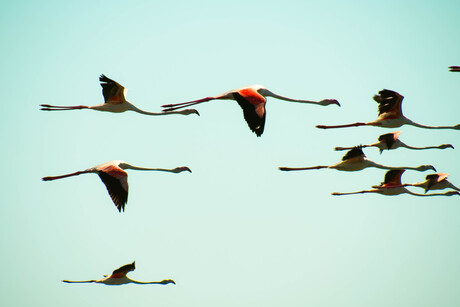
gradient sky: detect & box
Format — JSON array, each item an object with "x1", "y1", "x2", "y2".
[{"x1": 1, "y1": 0, "x2": 460, "y2": 306}]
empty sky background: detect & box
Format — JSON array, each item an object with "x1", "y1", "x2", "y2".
[{"x1": 1, "y1": 0, "x2": 459, "y2": 306}]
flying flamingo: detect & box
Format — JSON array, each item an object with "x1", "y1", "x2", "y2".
[
  {"x1": 334, "y1": 131, "x2": 454, "y2": 153},
  {"x1": 406, "y1": 173, "x2": 460, "y2": 193},
  {"x1": 316, "y1": 89, "x2": 460, "y2": 130},
  {"x1": 42, "y1": 160, "x2": 191, "y2": 212},
  {"x1": 449, "y1": 66, "x2": 460, "y2": 72},
  {"x1": 278, "y1": 146, "x2": 436, "y2": 172},
  {"x1": 62, "y1": 262, "x2": 176, "y2": 286},
  {"x1": 161, "y1": 85, "x2": 340, "y2": 136},
  {"x1": 332, "y1": 169, "x2": 460, "y2": 197},
  {"x1": 40, "y1": 74, "x2": 199, "y2": 116}
]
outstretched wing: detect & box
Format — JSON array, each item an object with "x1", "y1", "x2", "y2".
[
  {"x1": 342, "y1": 146, "x2": 365, "y2": 161},
  {"x1": 99, "y1": 74, "x2": 127, "y2": 104},
  {"x1": 233, "y1": 91, "x2": 266, "y2": 137},
  {"x1": 381, "y1": 169, "x2": 405, "y2": 186},
  {"x1": 111, "y1": 262, "x2": 136, "y2": 278},
  {"x1": 373, "y1": 89, "x2": 403, "y2": 117},
  {"x1": 97, "y1": 165, "x2": 129, "y2": 212}
]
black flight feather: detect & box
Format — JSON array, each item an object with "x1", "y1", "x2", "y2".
[
  {"x1": 233, "y1": 92, "x2": 265, "y2": 137},
  {"x1": 97, "y1": 171, "x2": 128, "y2": 212}
]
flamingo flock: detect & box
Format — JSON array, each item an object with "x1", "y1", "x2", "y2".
[{"x1": 41, "y1": 68, "x2": 459, "y2": 286}]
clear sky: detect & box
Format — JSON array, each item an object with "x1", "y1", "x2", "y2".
[{"x1": 1, "y1": 0, "x2": 459, "y2": 306}]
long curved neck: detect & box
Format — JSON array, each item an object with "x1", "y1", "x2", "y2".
[
  {"x1": 128, "y1": 277, "x2": 174, "y2": 285},
  {"x1": 264, "y1": 90, "x2": 321, "y2": 104},
  {"x1": 120, "y1": 163, "x2": 186, "y2": 173},
  {"x1": 42, "y1": 170, "x2": 92, "y2": 181},
  {"x1": 405, "y1": 119, "x2": 460, "y2": 130},
  {"x1": 129, "y1": 104, "x2": 189, "y2": 116},
  {"x1": 400, "y1": 142, "x2": 448, "y2": 150},
  {"x1": 405, "y1": 190, "x2": 457, "y2": 197},
  {"x1": 366, "y1": 160, "x2": 429, "y2": 172}
]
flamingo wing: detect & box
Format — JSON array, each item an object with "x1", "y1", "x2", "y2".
[
  {"x1": 381, "y1": 169, "x2": 405, "y2": 186},
  {"x1": 97, "y1": 165, "x2": 129, "y2": 212},
  {"x1": 373, "y1": 89, "x2": 403, "y2": 117},
  {"x1": 111, "y1": 262, "x2": 135, "y2": 278},
  {"x1": 425, "y1": 173, "x2": 449, "y2": 192},
  {"x1": 378, "y1": 133, "x2": 396, "y2": 149},
  {"x1": 232, "y1": 91, "x2": 266, "y2": 137},
  {"x1": 342, "y1": 146, "x2": 365, "y2": 161},
  {"x1": 99, "y1": 74, "x2": 127, "y2": 104}
]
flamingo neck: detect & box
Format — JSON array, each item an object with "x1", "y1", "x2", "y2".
[{"x1": 405, "y1": 118, "x2": 460, "y2": 130}]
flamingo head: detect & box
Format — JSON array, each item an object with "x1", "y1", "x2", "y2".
[
  {"x1": 181, "y1": 109, "x2": 200, "y2": 116},
  {"x1": 173, "y1": 166, "x2": 192, "y2": 173},
  {"x1": 160, "y1": 279, "x2": 176, "y2": 285},
  {"x1": 319, "y1": 99, "x2": 341, "y2": 107},
  {"x1": 417, "y1": 165, "x2": 437, "y2": 172},
  {"x1": 445, "y1": 191, "x2": 460, "y2": 196},
  {"x1": 439, "y1": 144, "x2": 454, "y2": 149}
]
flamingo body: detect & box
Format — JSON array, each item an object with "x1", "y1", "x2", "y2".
[
  {"x1": 42, "y1": 160, "x2": 191, "y2": 212},
  {"x1": 62, "y1": 262, "x2": 176, "y2": 286},
  {"x1": 279, "y1": 146, "x2": 436, "y2": 173},
  {"x1": 317, "y1": 89, "x2": 460, "y2": 130},
  {"x1": 333, "y1": 169, "x2": 460, "y2": 197},
  {"x1": 408, "y1": 173, "x2": 460, "y2": 193},
  {"x1": 40, "y1": 75, "x2": 199, "y2": 116},
  {"x1": 162, "y1": 85, "x2": 340, "y2": 136},
  {"x1": 334, "y1": 131, "x2": 454, "y2": 153}
]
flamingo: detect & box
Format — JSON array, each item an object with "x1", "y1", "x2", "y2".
[
  {"x1": 332, "y1": 169, "x2": 460, "y2": 197},
  {"x1": 334, "y1": 131, "x2": 454, "y2": 153},
  {"x1": 406, "y1": 173, "x2": 460, "y2": 193},
  {"x1": 161, "y1": 85, "x2": 340, "y2": 136},
  {"x1": 42, "y1": 160, "x2": 191, "y2": 212},
  {"x1": 40, "y1": 74, "x2": 199, "y2": 116},
  {"x1": 316, "y1": 89, "x2": 460, "y2": 130},
  {"x1": 278, "y1": 146, "x2": 436, "y2": 172},
  {"x1": 62, "y1": 262, "x2": 176, "y2": 285},
  {"x1": 449, "y1": 66, "x2": 460, "y2": 72}
]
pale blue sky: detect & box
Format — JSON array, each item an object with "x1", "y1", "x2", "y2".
[{"x1": 1, "y1": 1, "x2": 459, "y2": 306}]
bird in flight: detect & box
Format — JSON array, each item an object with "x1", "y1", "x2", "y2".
[
  {"x1": 332, "y1": 169, "x2": 460, "y2": 197},
  {"x1": 40, "y1": 74, "x2": 199, "y2": 116},
  {"x1": 316, "y1": 89, "x2": 460, "y2": 130},
  {"x1": 161, "y1": 85, "x2": 340, "y2": 136},
  {"x1": 62, "y1": 262, "x2": 176, "y2": 286},
  {"x1": 406, "y1": 173, "x2": 460, "y2": 193},
  {"x1": 334, "y1": 131, "x2": 454, "y2": 153},
  {"x1": 279, "y1": 146, "x2": 436, "y2": 172},
  {"x1": 42, "y1": 160, "x2": 191, "y2": 212}
]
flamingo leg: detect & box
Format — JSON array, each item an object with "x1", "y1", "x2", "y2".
[
  {"x1": 316, "y1": 122, "x2": 368, "y2": 129},
  {"x1": 161, "y1": 97, "x2": 215, "y2": 111},
  {"x1": 40, "y1": 104, "x2": 89, "y2": 111},
  {"x1": 279, "y1": 166, "x2": 328, "y2": 171}
]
